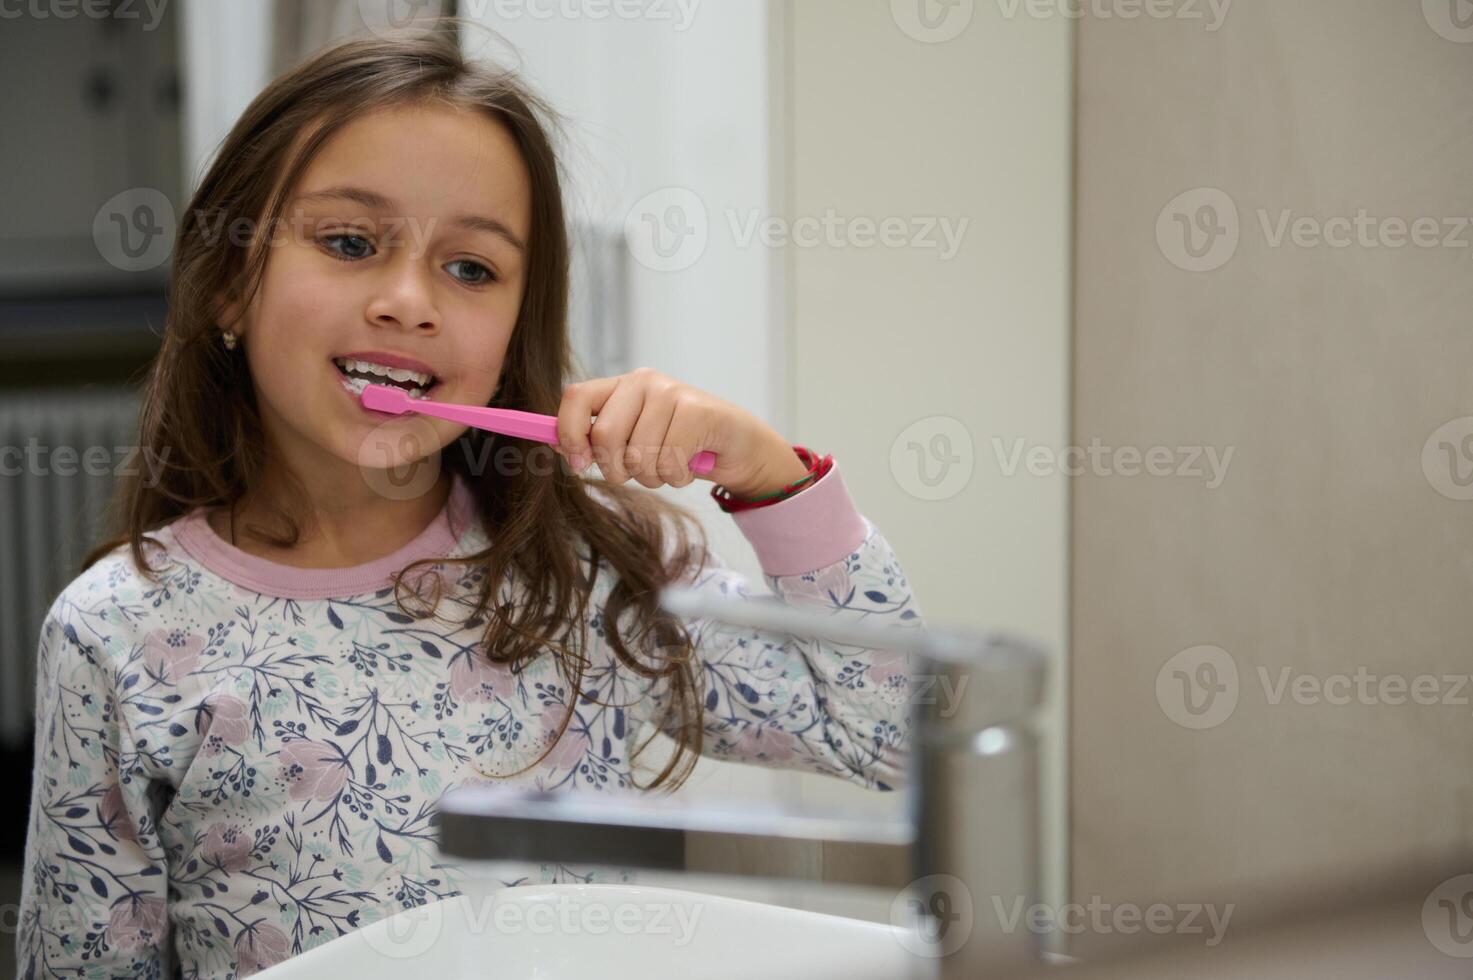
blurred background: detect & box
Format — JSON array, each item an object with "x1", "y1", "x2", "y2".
[{"x1": 2, "y1": 0, "x2": 1470, "y2": 973}]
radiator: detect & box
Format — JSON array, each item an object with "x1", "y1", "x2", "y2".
[{"x1": 0, "y1": 387, "x2": 141, "y2": 749}]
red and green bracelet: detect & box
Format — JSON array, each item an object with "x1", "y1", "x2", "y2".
[{"x1": 711, "y1": 445, "x2": 833, "y2": 513}]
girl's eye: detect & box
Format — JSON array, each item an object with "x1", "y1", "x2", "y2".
[
  {"x1": 319, "y1": 234, "x2": 498, "y2": 287},
  {"x1": 320, "y1": 233, "x2": 374, "y2": 261},
  {"x1": 447, "y1": 259, "x2": 498, "y2": 287}
]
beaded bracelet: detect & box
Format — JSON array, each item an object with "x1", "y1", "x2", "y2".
[{"x1": 710, "y1": 445, "x2": 833, "y2": 513}]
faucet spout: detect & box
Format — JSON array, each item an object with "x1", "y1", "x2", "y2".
[{"x1": 438, "y1": 586, "x2": 1051, "y2": 977}]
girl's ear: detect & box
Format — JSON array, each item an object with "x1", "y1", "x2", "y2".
[{"x1": 212, "y1": 290, "x2": 248, "y2": 339}]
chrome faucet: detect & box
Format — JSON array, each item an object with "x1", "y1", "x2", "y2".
[{"x1": 437, "y1": 587, "x2": 1050, "y2": 978}]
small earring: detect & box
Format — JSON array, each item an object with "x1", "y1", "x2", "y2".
[{"x1": 222, "y1": 329, "x2": 238, "y2": 350}]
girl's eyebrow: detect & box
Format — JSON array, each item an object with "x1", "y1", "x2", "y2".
[{"x1": 292, "y1": 184, "x2": 526, "y2": 253}]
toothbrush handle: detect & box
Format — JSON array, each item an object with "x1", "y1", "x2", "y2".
[{"x1": 415, "y1": 401, "x2": 718, "y2": 475}]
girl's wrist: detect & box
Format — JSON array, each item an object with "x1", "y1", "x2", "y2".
[
  {"x1": 711, "y1": 445, "x2": 832, "y2": 512},
  {"x1": 724, "y1": 452, "x2": 811, "y2": 499}
]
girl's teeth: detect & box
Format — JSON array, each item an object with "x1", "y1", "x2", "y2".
[
  {"x1": 334, "y1": 358, "x2": 433, "y2": 387},
  {"x1": 338, "y1": 374, "x2": 429, "y2": 399}
]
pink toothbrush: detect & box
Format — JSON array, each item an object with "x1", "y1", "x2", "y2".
[{"x1": 360, "y1": 383, "x2": 717, "y2": 475}]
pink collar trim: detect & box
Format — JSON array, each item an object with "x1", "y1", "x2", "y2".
[{"x1": 170, "y1": 474, "x2": 477, "y2": 600}]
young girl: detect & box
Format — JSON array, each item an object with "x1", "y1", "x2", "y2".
[{"x1": 18, "y1": 25, "x2": 924, "y2": 980}]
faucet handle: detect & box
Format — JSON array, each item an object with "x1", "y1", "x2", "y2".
[{"x1": 437, "y1": 784, "x2": 915, "y2": 889}]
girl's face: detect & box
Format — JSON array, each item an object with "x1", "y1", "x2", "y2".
[{"x1": 221, "y1": 101, "x2": 532, "y2": 486}]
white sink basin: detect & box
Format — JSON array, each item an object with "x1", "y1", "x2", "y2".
[{"x1": 254, "y1": 881, "x2": 933, "y2": 979}]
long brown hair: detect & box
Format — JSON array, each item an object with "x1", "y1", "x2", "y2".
[{"x1": 82, "y1": 21, "x2": 712, "y2": 793}]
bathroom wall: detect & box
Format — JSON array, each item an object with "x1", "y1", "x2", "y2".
[
  {"x1": 1071, "y1": 0, "x2": 1473, "y2": 954},
  {"x1": 784, "y1": 0, "x2": 1075, "y2": 913}
]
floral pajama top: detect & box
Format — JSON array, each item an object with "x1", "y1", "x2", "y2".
[{"x1": 17, "y1": 459, "x2": 925, "y2": 978}]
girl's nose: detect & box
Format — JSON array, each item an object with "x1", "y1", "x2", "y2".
[{"x1": 365, "y1": 255, "x2": 440, "y2": 333}]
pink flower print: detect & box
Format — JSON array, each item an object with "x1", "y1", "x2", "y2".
[
  {"x1": 107, "y1": 894, "x2": 167, "y2": 952},
  {"x1": 235, "y1": 922, "x2": 290, "y2": 976},
  {"x1": 537, "y1": 708, "x2": 586, "y2": 770},
  {"x1": 200, "y1": 821, "x2": 253, "y2": 872},
  {"x1": 864, "y1": 650, "x2": 912, "y2": 707},
  {"x1": 197, "y1": 695, "x2": 250, "y2": 755},
  {"x1": 141, "y1": 627, "x2": 205, "y2": 684},
  {"x1": 865, "y1": 650, "x2": 910, "y2": 684},
  {"x1": 278, "y1": 739, "x2": 349, "y2": 802},
  {"x1": 782, "y1": 564, "x2": 853, "y2": 606},
  {"x1": 97, "y1": 784, "x2": 139, "y2": 846},
  {"x1": 727, "y1": 723, "x2": 798, "y2": 763},
  {"x1": 450, "y1": 652, "x2": 517, "y2": 703}
]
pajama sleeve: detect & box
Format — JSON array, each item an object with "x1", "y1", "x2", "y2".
[
  {"x1": 630, "y1": 460, "x2": 927, "y2": 790},
  {"x1": 17, "y1": 598, "x2": 175, "y2": 979}
]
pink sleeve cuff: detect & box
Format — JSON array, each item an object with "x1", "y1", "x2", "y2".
[{"x1": 729, "y1": 458, "x2": 869, "y2": 576}]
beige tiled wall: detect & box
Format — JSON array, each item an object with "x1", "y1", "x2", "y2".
[{"x1": 1071, "y1": 0, "x2": 1473, "y2": 956}]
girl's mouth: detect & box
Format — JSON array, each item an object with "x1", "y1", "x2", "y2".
[{"x1": 332, "y1": 357, "x2": 440, "y2": 400}]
